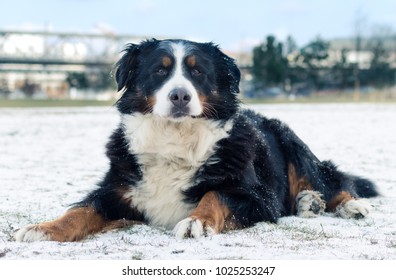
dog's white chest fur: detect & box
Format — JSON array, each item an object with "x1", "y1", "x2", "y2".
[{"x1": 122, "y1": 113, "x2": 233, "y2": 229}]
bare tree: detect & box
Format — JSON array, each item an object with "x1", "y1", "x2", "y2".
[{"x1": 352, "y1": 8, "x2": 368, "y2": 101}]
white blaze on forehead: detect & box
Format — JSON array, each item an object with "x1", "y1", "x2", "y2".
[{"x1": 152, "y1": 42, "x2": 202, "y2": 118}]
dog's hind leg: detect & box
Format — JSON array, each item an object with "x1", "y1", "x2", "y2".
[
  {"x1": 289, "y1": 162, "x2": 374, "y2": 219},
  {"x1": 288, "y1": 163, "x2": 325, "y2": 217},
  {"x1": 15, "y1": 206, "x2": 140, "y2": 242}
]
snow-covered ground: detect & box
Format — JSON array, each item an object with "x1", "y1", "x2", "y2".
[{"x1": 0, "y1": 103, "x2": 395, "y2": 259}]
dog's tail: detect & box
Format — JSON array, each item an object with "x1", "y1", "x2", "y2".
[
  {"x1": 318, "y1": 160, "x2": 379, "y2": 199},
  {"x1": 349, "y1": 174, "x2": 379, "y2": 198}
]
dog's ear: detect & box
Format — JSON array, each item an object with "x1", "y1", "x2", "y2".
[
  {"x1": 114, "y1": 43, "x2": 140, "y2": 92},
  {"x1": 223, "y1": 55, "x2": 241, "y2": 94},
  {"x1": 210, "y1": 44, "x2": 241, "y2": 94}
]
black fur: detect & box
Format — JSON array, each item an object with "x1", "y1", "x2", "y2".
[{"x1": 78, "y1": 39, "x2": 378, "y2": 230}]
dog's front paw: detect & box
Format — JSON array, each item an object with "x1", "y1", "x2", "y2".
[
  {"x1": 336, "y1": 199, "x2": 371, "y2": 219},
  {"x1": 173, "y1": 217, "x2": 216, "y2": 239},
  {"x1": 14, "y1": 224, "x2": 51, "y2": 242}
]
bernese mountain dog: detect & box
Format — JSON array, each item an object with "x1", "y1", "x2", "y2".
[{"x1": 15, "y1": 39, "x2": 378, "y2": 242}]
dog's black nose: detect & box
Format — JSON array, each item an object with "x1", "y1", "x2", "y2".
[{"x1": 169, "y1": 88, "x2": 191, "y2": 108}]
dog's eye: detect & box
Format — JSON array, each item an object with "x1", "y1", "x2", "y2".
[
  {"x1": 191, "y1": 68, "x2": 202, "y2": 77},
  {"x1": 156, "y1": 68, "x2": 168, "y2": 76}
]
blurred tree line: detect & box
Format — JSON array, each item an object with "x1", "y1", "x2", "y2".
[
  {"x1": 250, "y1": 33, "x2": 396, "y2": 97},
  {"x1": 65, "y1": 67, "x2": 115, "y2": 91}
]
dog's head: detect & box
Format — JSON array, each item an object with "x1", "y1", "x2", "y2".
[{"x1": 115, "y1": 39, "x2": 240, "y2": 120}]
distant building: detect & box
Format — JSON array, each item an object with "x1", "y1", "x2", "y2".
[
  {"x1": 328, "y1": 37, "x2": 396, "y2": 69},
  {"x1": 0, "y1": 30, "x2": 148, "y2": 99}
]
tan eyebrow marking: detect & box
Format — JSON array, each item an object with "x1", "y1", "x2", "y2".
[
  {"x1": 162, "y1": 56, "x2": 172, "y2": 67},
  {"x1": 186, "y1": 55, "x2": 196, "y2": 67}
]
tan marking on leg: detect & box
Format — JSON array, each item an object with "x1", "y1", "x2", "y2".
[
  {"x1": 190, "y1": 191, "x2": 237, "y2": 234},
  {"x1": 288, "y1": 163, "x2": 313, "y2": 214},
  {"x1": 29, "y1": 206, "x2": 106, "y2": 242},
  {"x1": 326, "y1": 191, "x2": 354, "y2": 212},
  {"x1": 29, "y1": 206, "x2": 140, "y2": 242}
]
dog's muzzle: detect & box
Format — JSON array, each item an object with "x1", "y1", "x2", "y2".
[{"x1": 168, "y1": 88, "x2": 191, "y2": 118}]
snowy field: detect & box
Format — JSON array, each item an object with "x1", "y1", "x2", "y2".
[{"x1": 0, "y1": 103, "x2": 395, "y2": 260}]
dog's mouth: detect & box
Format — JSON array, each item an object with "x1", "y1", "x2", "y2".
[
  {"x1": 170, "y1": 107, "x2": 191, "y2": 119},
  {"x1": 152, "y1": 108, "x2": 200, "y2": 121}
]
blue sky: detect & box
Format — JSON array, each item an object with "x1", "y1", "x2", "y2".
[{"x1": 1, "y1": 0, "x2": 395, "y2": 50}]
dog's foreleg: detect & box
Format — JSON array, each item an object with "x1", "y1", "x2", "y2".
[
  {"x1": 15, "y1": 206, "x2": 137, "y2": 242},
  {"x1": 173, "y1": 191, "x2": 237, "y2": 239}
]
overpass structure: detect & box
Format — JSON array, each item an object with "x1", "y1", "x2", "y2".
[
  {"x1": 0, "y1": 30, "x2": 251, "y2": 98},
  {"x1": 0, "y1": 30, "x2": 153, "y2": 97},
  {"x1": 0, "y1": 30, "x2": 151, "y2": 70}
]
